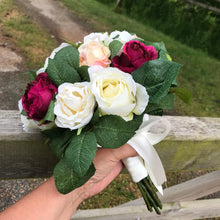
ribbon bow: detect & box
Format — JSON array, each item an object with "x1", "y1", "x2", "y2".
[{"x1": 123, "y1": 114, "x2": 171, "y2": 195}]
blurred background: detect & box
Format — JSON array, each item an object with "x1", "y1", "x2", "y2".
[{"x1": 0, "y1": 0, "x2": 219, "y2": 213}]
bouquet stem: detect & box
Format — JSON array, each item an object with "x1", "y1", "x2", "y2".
[{"x1": 137, "y1": 176, "x2": 162, "y2": 215}]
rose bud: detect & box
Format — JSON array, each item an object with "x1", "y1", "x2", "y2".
[
  {"x1": 113, "y1": 40, "x2": 158, "y2": 73},
  {"x1": 22, "y1": 72, "x2": 58, "y2": 121}
]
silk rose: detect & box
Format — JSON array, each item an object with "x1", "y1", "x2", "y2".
[
  {"x1": 78, "y1": 32, "x2": 111, "y2": 67},
  {"x1": 89, "y1": 65, "x2": 149, "y2": 120},
  {"x1": 22, "y1": 72, "x2": 58, "y2": 121},
  {"x1": 112, "y1": 40, "x2": 158, "y2": 73},
  {"x1": 54, "y1": 82, "x2": 95, "y2": 130}
]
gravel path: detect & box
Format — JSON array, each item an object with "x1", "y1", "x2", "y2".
[
  {"x1": 15, "y1": 0, "x2": 91, "y2": 43},
  {"x1": 0, "y1": 178, "x2": 46, "y2": 212}
]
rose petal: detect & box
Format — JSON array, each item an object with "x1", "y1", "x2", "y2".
[
  {"x1": 133, "y1": 83, "x2": 149, "y2": 115},
  {"x1": 54, "y1": 82, "x2": 95, "y2": 130}
]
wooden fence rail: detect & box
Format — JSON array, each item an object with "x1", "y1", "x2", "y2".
[
  {"x1": 0, "y1": 110, "x2": 219, "y2": 179},
  {"x1": 71, "y1": 171, "x2": 220, "y2": 219},
  {"x1": 0, "y1": 110, "x2": 220, "y2": 219}
]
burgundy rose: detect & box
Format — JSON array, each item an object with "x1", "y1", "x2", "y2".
[
  {"x1": 112, "y1": 52, "x2": 136, "y2": 73},
  {"x1": 22, "y1": 72, "x2": 58, "y2": 121},
  {"x1": 112, "y1": 40, "x2": 158, "y2": 73}
]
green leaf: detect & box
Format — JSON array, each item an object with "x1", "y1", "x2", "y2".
[
  {"x1": 54, "y1": 159, "x2": 95, "y2": 194},
  {"x1": 132, "y1": 59, "x2": 182, "y2": 103},
  {"x1": 42, "y1": 127, "x2": 66, "y2": 139},
  {"x1": 78, "y1": 65, "x2": 90, "y2": 81},
  {"x1": 158, "y1": 49, "x2": 171, "y2": 61},
  {"x1": 46, "y1": 59, "x2": 80, "y2": 86},
  {"x1": 46, "y1": 45, "x2": 81, "y2": 86},
  {"x1": 136, "y1": 39, "x2": 168, "y2": 52},
  {"x1": 54, "y1": 46, "x2": 79, "y2": 70},
  {"x1": 109, "y1": 40, "x2": 123, "y2": 59},
  {"x1": 159, "y1": 93, "x2": 174, "y2": 110},
  {"x1": 39, "y1": 100, "x2": 55, "y2": 125},
  {"x1": 21, "y1": 110, "x2": 27, "y2": 116},
  {"x1": 112, "y1": 34, "x2": 120, "y2": 40},
  {"x1": 23, "y1": 70, "x2": 37, "y2": 81},
  {"x1": 61, "y1": 38, "x2": 81, "y2": 49},
  {"x1": 93, "y1": 114, "x2": 143, "y2": 149},
  {"x1": 42, "y1": 128, "x2": 75, "y2": 159},
  {"x1": 90, "y1": 108, "x2": 100, "y2": 126},
  {"x1": 170, "y1": 87, "x2": 192, "y2": 104},
  {"x1": 171, "y1": 78, "x2": 178, "y2": 87},
  {"x1": 64, "y1": 132, "x2": 97, "y2": 177},
  {"x1": 145, "y1": 103, "x2": 163, "y2": 116},
  {"x1": 158, "y1": 50, "x2": 178, "y2": 87}
]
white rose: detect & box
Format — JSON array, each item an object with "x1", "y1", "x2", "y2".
[
  {"x1": 83, "y1": 32, "x2": 112, "y2": 46},
  {"x1": 18, "y1": 99, "x2": 55, "y2": 132},
  {"x1": 88, "y1": 66, "x2": 149, "y2": 120},
  {"x1": 54, "y1": 82, "x2": 95, "y2": 130},
  {"x1": 110, "y1": 30, "x2": 137, "y2": 44}
]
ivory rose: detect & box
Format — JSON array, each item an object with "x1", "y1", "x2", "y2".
[
  {"x1": 78, "y1": 41, "x2": 111, "y2": 67},
  {"x1": 110, "y1": 30, "x2": 137, "y2": 44},
  {"x1": 54, "y1": 82, "x2": 95, "y2": 130},
  {"x1": 83, "y1": 32, "x2": 112, "y2": 45},
  {"x1": 88, "y1": 66, "x2": 149, "y2": 120}
]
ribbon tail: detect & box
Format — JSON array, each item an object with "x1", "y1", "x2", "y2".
[{"x1": 128, "y1": 134, "x2": 166, "y2": 195}]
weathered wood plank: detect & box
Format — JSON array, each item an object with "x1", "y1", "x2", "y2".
[
  {"x1": 155, "y1": 140, "x2": 220, "y2": 171},
  {"x1": 0, "y1": 140, "x2": 58, "y2": 178},
  {"x1": 71, "y1": 199, "x2": 220, "y2": 220},
  {"x1": 119, "y1": 170, "x2": 220, "y2": 207},
  {"x1": 1, "y1": 111, "x2": 219, "y2": 141},
  {"x1": 0, "y1": 110, "x2": 220, "y2": 178},
  {"x1": 161, "y1": 170, "x2": 220, "y2": 202},
  {"x1": 0, "y1": 110, "x2": 58, "y2": 178}
]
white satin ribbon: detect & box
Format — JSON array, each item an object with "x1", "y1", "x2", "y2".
[{"x1": 123, "y1": 114, "x2": 171, "y2": 195}]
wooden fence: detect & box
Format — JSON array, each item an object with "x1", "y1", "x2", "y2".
[{"x1": 0, "y1": 110, "x2": 220, "y2": 219}]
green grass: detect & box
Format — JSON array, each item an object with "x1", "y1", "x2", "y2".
[
  {"x1": 0, "y1": 0, "x2": 14, "y2": 19},
  {"x1": 0, "y1": 0, "x2": 219, "y2": 210},
  {"x1": 59, "y1": 0, "x2": 220, "y2": 117},
  {"x1": 0, "y1": 0, "x2": 58, "y2": 68}
]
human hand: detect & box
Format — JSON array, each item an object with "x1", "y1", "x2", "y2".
[
  {"x1": 0, "y1": 143, "x2": 138, "y2": 220},
  {"x1": 79, "y1": 143, "x2": 138, "y2": 200}
]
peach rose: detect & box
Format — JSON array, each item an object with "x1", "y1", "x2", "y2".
[{"x1": 78, "y1": 41, "x2": 111, "y2": 67}]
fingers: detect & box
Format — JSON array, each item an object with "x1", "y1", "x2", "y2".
[{"x1": 112, "y1": 143, "x2": 139, "y2": 161}]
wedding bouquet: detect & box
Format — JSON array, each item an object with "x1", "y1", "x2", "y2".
[{"x1": 19, "y1": 30, "x2": 187, "y2": 214}]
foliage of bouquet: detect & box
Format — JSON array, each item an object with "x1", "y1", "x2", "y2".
[{"x1": 19, "y1": 30, "x2": 188, "y2": 214}]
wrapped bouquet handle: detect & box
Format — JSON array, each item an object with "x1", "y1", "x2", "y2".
[{"x1": 123, "y1": 114, "x2": 171, "y2": 214}]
